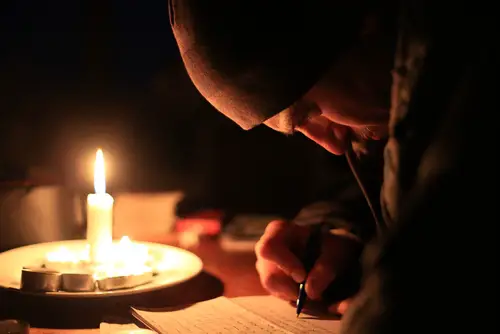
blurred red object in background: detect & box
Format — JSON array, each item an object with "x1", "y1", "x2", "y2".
[{"x1": 175, "y1": 210, "x2": 223, "y2": 236}]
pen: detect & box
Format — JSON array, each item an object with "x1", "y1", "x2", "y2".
[{"x1": 296, "y1": 224, "x2": 322, "y2": 318}]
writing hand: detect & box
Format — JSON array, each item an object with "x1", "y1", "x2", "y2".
[{"x1": 255, "y1": 220, "x2": 361, "y2": 302}]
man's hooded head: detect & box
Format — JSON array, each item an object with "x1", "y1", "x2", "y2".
[{"x1": 168, "y1": 0, "x2": 366, "y2": 130}]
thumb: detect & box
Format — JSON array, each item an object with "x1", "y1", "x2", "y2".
[{"x1": 328, "y1": 298, "x2": 352, "y2": 315}]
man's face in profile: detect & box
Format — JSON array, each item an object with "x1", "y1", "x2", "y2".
[{"x1": 264, "y1": 34, "x2": 393, "y2": 155}]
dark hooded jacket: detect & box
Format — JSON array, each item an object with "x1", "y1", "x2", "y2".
[
  {"x1": 339, "y1": 1, "x2": 497, "y2": 333},
  {"x1": 170, "y1": 0, "x2": 497, "y2": 333}
]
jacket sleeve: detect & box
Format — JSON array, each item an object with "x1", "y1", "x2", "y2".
[
  {"x1": 292, "y1": 143, "x2": 384, "y2": 244},
  {"x1": 339, "y1": 7, "x2": 496, "y2": 334}
]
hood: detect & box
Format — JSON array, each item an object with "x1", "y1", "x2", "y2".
[{"x1": 169, "y1": 0, "x2": 362, "y2": 129}]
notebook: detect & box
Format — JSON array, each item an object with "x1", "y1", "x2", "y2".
[{"x1": 131, "y1": 295, "x2": 341, "y2": 333}]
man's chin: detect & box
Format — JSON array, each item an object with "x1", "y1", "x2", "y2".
[
  {"x1": 350, "y1": 134, "x2": 388, "y2": 157},
  {"x1": 352, "y1": 125, "x2": 387, "y2": 141}
]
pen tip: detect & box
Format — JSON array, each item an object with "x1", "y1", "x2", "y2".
[{"x1": 296, "y1": 313, "x2": 300, "y2": 318}]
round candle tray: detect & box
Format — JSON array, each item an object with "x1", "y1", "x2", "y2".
[{"x1": 0, "y1": 240, "x2": 203, "y2": 298}]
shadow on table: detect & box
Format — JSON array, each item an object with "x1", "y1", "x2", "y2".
[{"x1": 0, "y1": 271, "x2": 223, "y2": 329}]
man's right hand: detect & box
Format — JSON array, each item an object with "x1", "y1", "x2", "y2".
[{"x1": 254, "y1": 220, "x2": 361, "y2": 309}]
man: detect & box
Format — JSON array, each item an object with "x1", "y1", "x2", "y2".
[{"x1": 168, "y1": 0, "x2": 496, "y2": 332}]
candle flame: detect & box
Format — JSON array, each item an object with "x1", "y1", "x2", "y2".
[{"x1": 94, "y1": 149, "x2": 106, "y2": 194}]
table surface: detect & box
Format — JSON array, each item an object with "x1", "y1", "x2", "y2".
[{"x1": 0, "y1": 234, "x2": 267, "y2": 333}]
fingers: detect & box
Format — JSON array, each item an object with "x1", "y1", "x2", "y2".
[
  {"x1": 328, "y1": 298, "x2": 352, "y2": 315},
  {"x1": 256, "y1": 259, "x2": 298, "y2": 301},
  {"x1": 305, "y1": 235, "x2": 360, "y2": 300},
  {"x1": 255, "y1": 220, "x2": 360, "y2": 310},
  {"x1": 296, "y1": 115, "x2": 349, "y2": 155},
  {"x1": 255, "y1": 221, "x2": 306, "y2": 283},
  {"x1": 304, "y1": 254, "x2": 337, "y2": 300}
]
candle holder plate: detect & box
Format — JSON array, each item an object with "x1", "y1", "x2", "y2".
[{"x1": 0, "y1": 239, "x2": 203, "y2": 298}]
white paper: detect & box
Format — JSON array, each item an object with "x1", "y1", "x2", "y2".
[
  {"x1": 233, "y1": 296, "x2": 340, "y2": 333},
  {"x1": 133, "y1": 297, "x2": 286, "y2": 333},
  {"x1": 132, "y1": 296, "x2": 340, "y2": 334}
]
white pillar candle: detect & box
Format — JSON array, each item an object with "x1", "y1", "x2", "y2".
[{"x1": 87, "y1": 149, "x2": 114, "y2": 263}]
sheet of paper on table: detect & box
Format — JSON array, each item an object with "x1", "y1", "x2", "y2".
[
  {"x1": 100, "y1": 321, "x2": 156, "y2": 334},
  {"x1": 131, "y1": 295, "x2": 341, "y2": 333}
]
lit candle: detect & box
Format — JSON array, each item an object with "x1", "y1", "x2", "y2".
[{"x1": 87, "y1": 149, "x2": 114, "y2": 263}]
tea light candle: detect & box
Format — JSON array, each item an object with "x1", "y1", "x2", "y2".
[{"x1": 87, "y1": 149, "x2": 114, "y2": 263}]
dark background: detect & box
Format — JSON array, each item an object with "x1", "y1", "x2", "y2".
[{"x1": 0, "y1": 0, "x2": 345, "y2": 218}]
